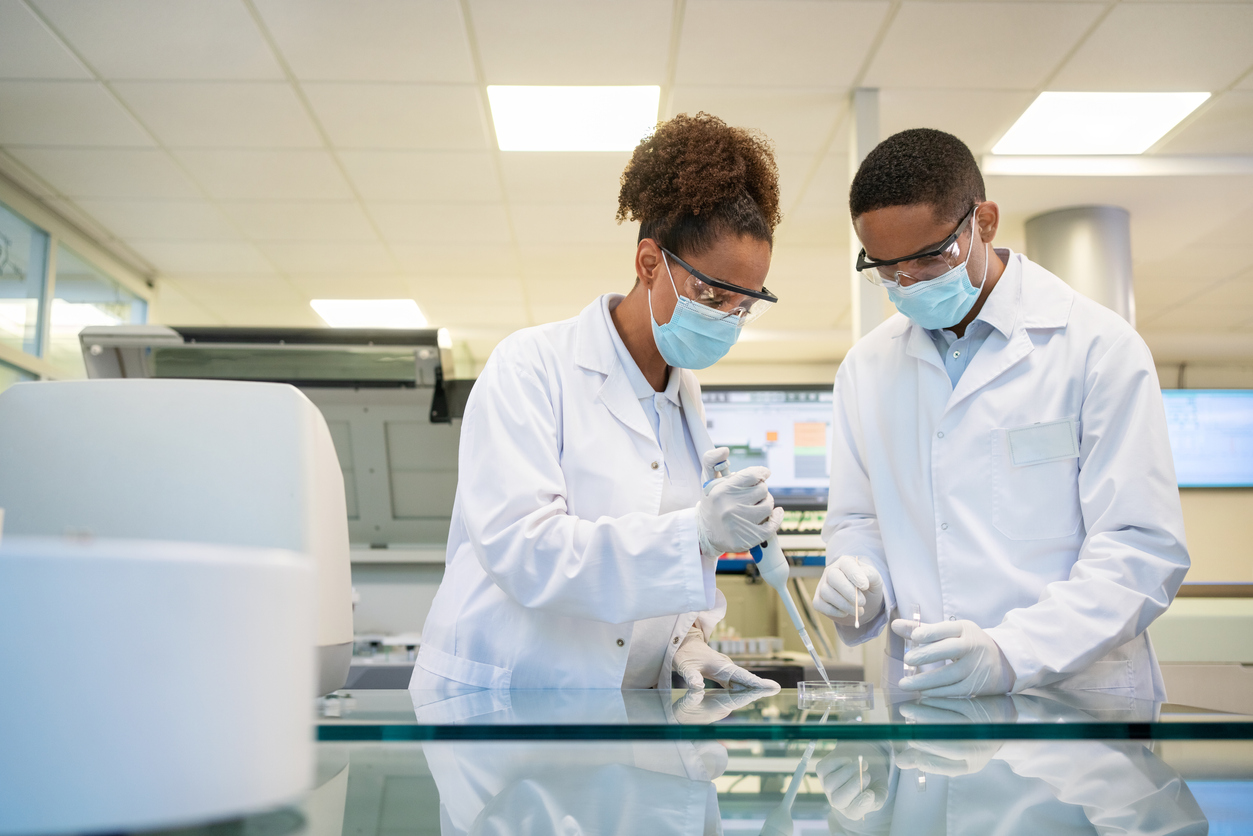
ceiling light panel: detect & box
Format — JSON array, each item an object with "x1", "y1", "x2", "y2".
[
  {"x1": 992, "y1": 92, "x2": 1210, "y2": 155},
  {"x1": 311, "y1": 299, "x2": 427, "y2": 329},
  {"x1": 487, "y1": 86, "x2": 659, "y2": 152}
]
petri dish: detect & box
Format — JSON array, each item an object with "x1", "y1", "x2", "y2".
[{"x1": 797, "y1": 680, "x2": 874, "y2": 710}]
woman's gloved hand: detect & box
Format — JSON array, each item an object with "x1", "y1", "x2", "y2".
[
  {"x1": 812, "y1": 555, "x2": 885, "y2": 626},
  {"x1": 673, "y1": 627, "x2": 780, "y2": 691},
  {"x1": 671, "y1": 687, "x2": 777, "y2": 725},
  {"x1": 817, "y1": 742, "x2": 891, "y2": 821},
  {"x1": 892, "y1": 618, "x2": 1016, "y2": 697},
  {"x1": 695, "y1": 463, "x2": 784, "y2": 557}
]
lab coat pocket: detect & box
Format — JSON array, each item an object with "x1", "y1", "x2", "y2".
[
  {"x1": 416, "y1": 644, "x2": 512, "y2": 690},
  {"x1": 990, "y1": 420, "x2": 1082, "y2": 541}
]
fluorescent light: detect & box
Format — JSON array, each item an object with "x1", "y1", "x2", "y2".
[
  {"x1": 982, "y1": 154, "x2": 1253, "y2": 177},
  {"x1": 311, "y1": 299, "x2": 427, "y2": 329},
  {"x1": 992, "y1": 92, "x2": 1209, "y2": 156},
  {"x1": 487, "y1": 85, "x2": 660, "y2": 151}
]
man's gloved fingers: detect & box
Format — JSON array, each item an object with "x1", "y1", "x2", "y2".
[
  {"x1": 837, "y1": 556, "x2": 869, "y2": 590},
  {"x1": 910, "y1": 620, "x2": 965, "y2": 645},
  {"x1": 899, "y1": 653, "x2": 976, "y2": 692},
  {"x1": 815, "y1": 578, "x2": 856, "y2": 619},
  {"x1": 722, "y1": 467, "x2": 771, "y2": 488},
  {"x1": 814, "y1": 751, "x2": 851, "y2": 781},
  {"x1": 712, "y1": 478, "x2": 769, "y2": 505},
  {"x1": 821, "y1": 566, "x2": 861, "y2": 609},
  {"x1": 904, "y1": 636, "x2": 969, "y2": 667},
  {"x1": 894, "y1": 747, "x2": 970, "y2": 777},
  {"x1": 890, "y1": 618, "x2": 918, "y2": 641},
  {"x1": 678, "y1": 665, "x2": 707, "y2": 691},
  {"x1": 727, "y1": 667, "x2": 779, "y2": 692},
  {"x1": 812, "y1": 594, "x2": 851, "y2": 620},
  {"x1": 701, "y1": 447, "x2": 730, "y2": 469},
  {"x1": 760, "y1": 505, "x2": 785, "y2": 536}
]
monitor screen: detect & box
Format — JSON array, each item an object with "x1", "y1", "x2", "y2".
[
  {"x1": 1163, "y1": 390, "x2": 1253, "y2": 488},
  {"x1": 702, "y1": 386, "x2": 833, "y2": 507}
]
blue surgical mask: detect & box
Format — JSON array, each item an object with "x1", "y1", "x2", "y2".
[
  {"x1": 649, "y1": 253, "x2": 741, "y2": 369},
  {"x1": 887, "y1": 244, "x2": 988, "y2": 331}
]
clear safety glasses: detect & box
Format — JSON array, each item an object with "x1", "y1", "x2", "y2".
[
  {"x1": 659, "y1": 246, "x2": 778, "y2": 325},
  {"x1": 855, "y1": 206, "x2": 977, "y2": 290}
]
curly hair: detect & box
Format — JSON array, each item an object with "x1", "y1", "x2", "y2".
[
  {"x1": 617, "y1": 112, "x2": 781, "y2": 258},
  {"x1": 849, "y1": 128, "x2": 985, "y2": 224}
]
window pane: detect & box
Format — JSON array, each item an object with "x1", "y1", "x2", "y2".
[
  {"x1": 0, "y1": 358, "x2": 35, "y2": 394},
  {"x1": 49, "y1": 245, "x2": 147, "y2": 378},
  {"x1": 0, "y1": 200, "x2": 50, "y2": 357}
]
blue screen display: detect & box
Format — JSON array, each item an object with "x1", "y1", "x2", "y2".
[{"x1": 1163, "y1": 390, "x2": 1253, "y2": 488}]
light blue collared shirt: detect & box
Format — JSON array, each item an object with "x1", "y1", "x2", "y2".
[{"x1": 927, "y1": 248, "x2": 1013, "y2": 387}]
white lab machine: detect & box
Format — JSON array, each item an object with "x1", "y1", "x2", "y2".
[
  {"x1": 0, "y1": 378, "x2": 354, "y2": 694},
  {"x1": 0, "y1": 536, "x2": 316, "y2": 836}
]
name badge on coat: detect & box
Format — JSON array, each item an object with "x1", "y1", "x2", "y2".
[{"x1": 1006, "y1": 418, "x2": 1079, "y2": 466}]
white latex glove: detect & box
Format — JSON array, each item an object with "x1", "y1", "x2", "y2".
[
  {"x1": 892, "y1": 697, "x2": 1015, "y2": 776},
  {"x1": 673, "y1": 627, "x2": 780, "y2": 691},
  {"x1": 892, "y1": 618, "x2": 1016, "y2": 697},
  {"x1": 701, "y1": 446, "x2": 731, "y2": 485},
  {"x1": 695, "y1": 465, "x2": 784, "y2": 556},
  {"x1": 817, "y1": 743, "x2": 890, "y2": 821},
  {"x1": 671, "y1": 685, "x2": 778, "y2": 724},
  {"x1": 812, "y1": 555, "x2": 885, "y2": 626}
]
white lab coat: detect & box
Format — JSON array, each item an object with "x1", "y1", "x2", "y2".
[
  {"x1": 412, "y1": 295, "x2": 724, "y2": 691},
  {"x1": 825, "y1": 251, "x2": 1189, "y2": 699}
]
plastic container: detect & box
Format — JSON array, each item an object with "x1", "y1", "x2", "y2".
[{"x1": 797, "y1": 680, "x2": 874, "y2": 710}]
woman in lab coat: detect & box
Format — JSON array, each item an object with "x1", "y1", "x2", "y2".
[
  {"x1": 412, "y1": 113, "x2": 786, "y2": 692},
  {"x1": 813, "y1": 128, "x2": 1189, "y2": 700}
]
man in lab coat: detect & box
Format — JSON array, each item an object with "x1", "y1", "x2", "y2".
[{"x1": 812, "y1": 128, "x2": 1189, "y2": 700}]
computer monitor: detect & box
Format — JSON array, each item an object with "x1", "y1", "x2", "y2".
[
  {"x1": 701, "y1": 385, "x2": 833, "y2": 509},
  {"x1": 1163, "y1": 389, "x2": 1253, "y2": 488}
]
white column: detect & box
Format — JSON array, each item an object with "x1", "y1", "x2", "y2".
[
  {"x1": 849, "y1": 88, "x2": 888, "y2": 341},
  {"x1": 1024, "y1": 206, "x2": 1136, "y2": 327}
]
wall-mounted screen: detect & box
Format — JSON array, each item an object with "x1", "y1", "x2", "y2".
[
  {"x1": 702, "y1": 386, "x2": 832, "y2": 508},
  {"x1": 1163, "y1": 390, "x2": 1253, "y2": 488}
]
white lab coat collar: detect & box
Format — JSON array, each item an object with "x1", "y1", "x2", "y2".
[{"x1": 575, "y1": 293, "x2": 714, "y2": 455}]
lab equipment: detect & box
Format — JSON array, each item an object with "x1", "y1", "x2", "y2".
[
  {"x1": 705, "y1": 458, "x2": 831, "y2": 685},
  {"x1": 904, "y1": 603, "x2": 921, "y2": 678},
  {"x1": 0, "y1": 379, "x2": 354, "y2": 695},
  {"x1": 797, "y1": 680, "x2": 874, "y2": 710},
  {"x1": 1162, "y1": 389, "x2": 1253, "y2": 487},
  {"x1": 760, "y1": 707, "x2": 830, "y2": 836},
  {"x1": 0, "y1": 536, "x2": 315, "y2": 836},
  {"x1": 701, "y1": 385, "x2": 833, "y2": 508}
]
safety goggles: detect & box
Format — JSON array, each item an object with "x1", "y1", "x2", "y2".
[
  {"x1": 659, "y1": 246, "x2": 777, "y2": 325},
  {"x1": 855, "y1": 206, "x2": 977, "y2": 289}
]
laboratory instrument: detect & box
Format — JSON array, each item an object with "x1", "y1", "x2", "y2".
[
  {"x1": 705, "y1": 458, "x2": 831, "y2": 685},
  {"x1": 0, "y1": 378, "x2": 354, "y2": 695},
  {"x1": 760, "y1": 707, "x2": 830, "y2": 836},
  {"x1": 797, "y1": 680, "x2": 874, "y2": 710},
  {"x1": 0, "y1": 536, "x2": 315, "y2": 836}
]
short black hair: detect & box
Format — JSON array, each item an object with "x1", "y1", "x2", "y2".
[{"x1": 849, "y1": 128, "x2": 985, "y2": 224}]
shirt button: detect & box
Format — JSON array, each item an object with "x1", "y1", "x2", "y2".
[
  {"x1": 673, "y1": 636, "x2": 680, "y2": 645},
  {"x1": 953, "y1": 350, "x2": 960, "y2": 358},
  {"x1": 937, "y1": 431, "x2": 944, "y2": 438},
  {"x1": 941, "y1": 523, "x2": 948, "y2": 530},
  {"x1": 949, "y1": 616, "x2": 957, "y2": 621},
  {"x1": 650, "y1": 461, "x2": 659, "y2": 470},
  {"x1": 617, "y1": 639, "x2": 625, "y2": 647}
]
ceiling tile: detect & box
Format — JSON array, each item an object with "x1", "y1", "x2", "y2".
[
  {"x1": 677, "y1": 1, "x2": 890, "y2": 88},
  {"x1": 522, "y1": 276, "x2": 625, "y2": 302},
  {"x1": 667, "y1": 87, "x2": 843, "y2": 154},
  {"x1": 1052, "y1": 3, "x2": 1253, "y2": 91},
  {"x1": 113, "y1": 82, "x2": 321, "y2": 148},
  {"x1": 370, "y1": 202, "x2": 511, "y2": 244},
  {"x1": 288, "y1": 275, "x2": 411, "y2": 300},
  {"x1": 32, "y1": 0, "x2": 283, "y2": 80},
  {"x1": 199, "y1": 300, "x2": 324, "y2": 327},
  {"x1": 252, "y1": 0, "x2": 474, "y2": 82},
  {"x1": 73, "y1": 199, "x2": 239, "y2": 240},
  {"x1": 785, "y1": 149, "x2": 851, "y2": 212},
  {"x1": 391, "y1": 243, "x2": 516, "y2": 275},
  {"x1": 422, "y1": 302, "x2": 530, "y2": 329},
  {"x1": 499, "y1": 152, "x2": 630, "y2": 203},
  {"x1": 303, "y1": 84, "x2": 488, "y2": 150},
  {"x1": 775, "y1": 201, "x2": 848, "y2": 248},
  {"x1": 774, "y1": 153, "x2": 832, "y2": 216},
  {"x1": 1140, "y1": 302, "x2": 1253, "y2": 332},
  {"x1": 516, "y1": 244, "x2": 629, "y2": 281},
  {"x1": 866, "y1": 3, "x2": 1103, "y2": 90},
  {"x1": 0, "y1": 0, "x2": 89, "y2": 79},
  {"x1": 220, "y1": 201, "x2": 379, "y2": 242},
  {"x1": 526, "y1": 302, "x2": 588, "y2": 325},
  {"x1": 174, "y1": 149, "x2": 353, "y2": 200},
  {"x1": 161, "y1": 274, "x2": 303, "y2": 303},
  {"x1": 407, "y1": 276, "x2": 526, "y2": 306},
  {"x1": 152, "y1": 279, "x2": 223, "y2": 325},
  {"x1": 510, "y1": 202, "x2": 635, "y2": 246},
  {"x1": 470, "y1": 0, "x2": 670, "y2": 85},
  {"x1": 339, "y1": 150, "x2": 501, "y2": 201},
  {"x1": 128, "y1": 240, "x2": 274, "y2": 274},
  {"x1": 7, "y1": 147, "x2": 199, "y2": 198},
  {"x1": 1158, "y1": 92, "x2": 1253, "y2": 155},
  {"x1": 0, "y1": 81, "x2": 152, "y2": 145},
  {"x1": 258, "y1": 241, "x2": 396, "y2": 275},
  {"x1": 880, "y1": 88, "x2": 1036, "y2": 156}
]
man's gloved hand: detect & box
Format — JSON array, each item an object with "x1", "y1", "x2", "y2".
[
  {"x1": 892, "y1": 697, "x2": 1015, "y2": 776},
  {"x1": 817, "y1": 742, "x2": 891, "y2": 821},
  {"x1": 701, "y1": 447, "x2": 731, "y2": 485},
  {"x1": 673, "y1": 627, "x2": 780, "y2": 691},
  {"x1": 695, "y1": 464, "x2": 784, "y2": 557},
  {"x1": 892, "y1": 618, "x2": 1016, "y2": 697},
  {"x1": 812, "y1": 555, "x2": 885, "y2": 626}
]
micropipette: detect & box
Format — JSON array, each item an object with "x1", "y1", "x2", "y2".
[{"x1": 705, "y1": 459, "x2": 831, "y2": 686}]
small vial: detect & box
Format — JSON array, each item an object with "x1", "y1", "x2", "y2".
[{"x1": 903, "y1": 603, "x2": 921, "y2": 678}]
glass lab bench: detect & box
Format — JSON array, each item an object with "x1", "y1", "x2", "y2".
[{"x1": 151, "y1": 688, "x2": 1253, "y2": 835}]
